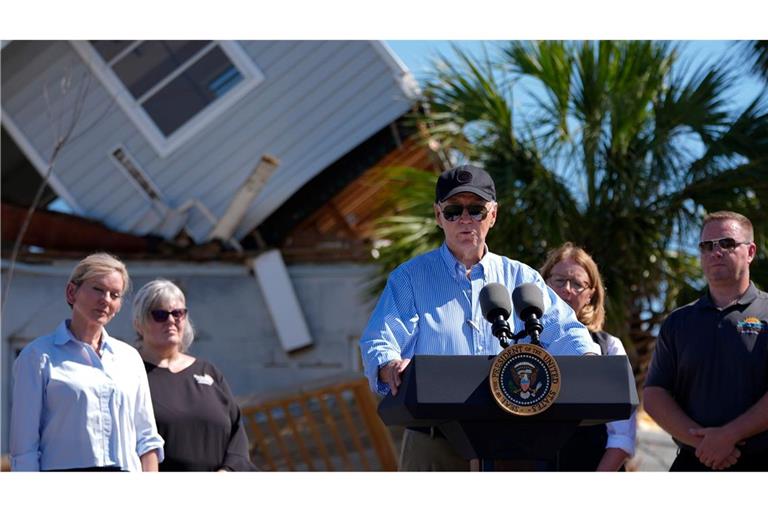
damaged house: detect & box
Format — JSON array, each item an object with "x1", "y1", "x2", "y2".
[{"x1": 0, "y1": 40, "x2": 439, "y2": 460}]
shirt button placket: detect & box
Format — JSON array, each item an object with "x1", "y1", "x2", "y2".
[
  {"x1": 100, "y1": 385, "x2": 111, "y2": 466},
  {"x1": 471, "y1": 269, "x2": 484, "y2": 354},
  {"x1": 101, "y1": 351, "x2": 113, "y2": 467}
]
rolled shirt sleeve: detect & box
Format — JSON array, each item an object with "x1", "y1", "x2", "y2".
[
  {"x1": 359, "y1": 268, "x2": 419, "y2": 395},
  {"x1": 601, "y1": 332, "x2": 637, "y2": 457},
  {"x1": 9, "y1": 346, "x2": 46, "y2": 471},
  {"x1": 606, "y1": 412, "x2": 637, "y2": 457},
  {"x1": 133, "y1": 353, "x2": 164, "y2": 464}
]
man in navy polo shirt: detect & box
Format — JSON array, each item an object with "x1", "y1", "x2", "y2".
[{"x1": 644, "y1": 211, "x2": 768, "y2": 471}]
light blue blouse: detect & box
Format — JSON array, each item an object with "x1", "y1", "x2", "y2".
[{"x1": 10, "y1": 320, "x2": 164, "y2": 471}]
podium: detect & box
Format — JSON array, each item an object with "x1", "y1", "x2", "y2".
[{"x1": 378, "y1": 354, "x2": 638, "y2": 470}]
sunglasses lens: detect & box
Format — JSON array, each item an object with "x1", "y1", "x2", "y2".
[
  {"x1": 150, "y1": 310, "x2": 170, "y2": 322},
  {"x1": 442, "y1": 205, "x2": 463, "y2": 221},
  {"x1": 150, "y1": 309, "x2": 187, "y2": 322},
  {"x1": 699, "y1": 238, "x2": 741, "y2": 252},
  {"x1": 466, "y1": 205, "x2": 487, "y2": 220},
  {"x1": 441, "y1": 204, "x2": 488, "y2": 221}
]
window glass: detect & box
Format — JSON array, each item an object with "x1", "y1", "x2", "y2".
[
  {"x1": 111, "y1": 40, "x2": 209, "y2": 99},
  {"x1": 89, "y1": 40, "x2": 251, "y2": 140},
  {"x1": 90, "y1": 40, "x2": 133, "y2": 62},
  {"x1": 142, "y1": 47, "x2": 243, "y2": 136}
]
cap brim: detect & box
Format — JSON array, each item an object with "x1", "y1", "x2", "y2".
[{"x1": 440, "y1": 186, "x2": 495, "y2": 203}]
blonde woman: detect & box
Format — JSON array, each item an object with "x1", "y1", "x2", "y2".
[
  {"x1": 133, "y1": 279, "x2": 256, "y2": 471},
  {"x1": 540, "y1": 242, "x2": 637, "y2": 471},
  {"x1": 10, "y1": 253, "x2": 164, "y2": 471}
]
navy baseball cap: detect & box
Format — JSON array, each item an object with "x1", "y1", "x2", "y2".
[{"x1": 435, "y1": 165, "x2": 496, "y2": 203}]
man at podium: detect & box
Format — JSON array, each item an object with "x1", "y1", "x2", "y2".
[{"x1": 359, "y1": 165, "x2": 598, "y2": 470}]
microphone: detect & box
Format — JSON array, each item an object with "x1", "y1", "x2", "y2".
[
  {"x1": 512, "y1": 283, "x2": 544, "y2": 345},
  {"x1": 479, "y1": 283, "x2": 513, "y2": 347}
]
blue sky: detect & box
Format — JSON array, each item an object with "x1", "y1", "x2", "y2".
[
  {"x1": 384, "y1": 40, "x2": 765, "y2": 179},
  {"x1": 384, "y1": 39, "x2": 766, "y2": 257},
  {"x1": 385, "y1": 40, "x2": 765, "y2": 112}
]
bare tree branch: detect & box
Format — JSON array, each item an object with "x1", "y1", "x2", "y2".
[{"x1": 2, "y1": 68, "x2": 95, "y2": 315}]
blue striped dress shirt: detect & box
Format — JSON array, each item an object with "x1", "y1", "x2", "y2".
[{"x1": 360, "y1": 243, "x2": 598, "y2": 395}]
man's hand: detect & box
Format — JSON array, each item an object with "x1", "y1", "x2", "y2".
[
  {"x1": 689, "y1": 426, "x2": 741, "y2": 470},
  {"x1": 378, "y1": 358, "x2": 411, "y2": 396},
  {"x1": 711, "y1": 449, "x2": 741, "y2": 470}
]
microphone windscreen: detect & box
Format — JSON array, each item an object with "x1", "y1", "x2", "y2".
[
  {"x1": 480, "y1": 283, "x2": 512, "y2": 321},
  {"x1": 512, "y1": 283, "x2": 544, "y2": 320}
]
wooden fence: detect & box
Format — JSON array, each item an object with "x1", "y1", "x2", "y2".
[{"x1": 241, "y1": 374, "x2": 397, "y2": 471}]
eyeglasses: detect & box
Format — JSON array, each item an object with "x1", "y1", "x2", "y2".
[
  {"x1": 150, "y1": 308, "x2": 188, "y2": 323},
  {"x1": 698, "y1": 237, "x2": 751, "y2": 253},
  {"x1": 547, "y1": 277, "x2": 591, "y2": 294},
  {"x1": 440, "y1": 204, "x2": 489, "y2": 222}
]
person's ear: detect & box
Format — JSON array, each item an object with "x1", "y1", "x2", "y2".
[
  {"x1": 747, "y1": 242, "x2": 757, "y2": 263},
  {"x1": 488, "y1": 202, "x2": 497, "y2": 228},
  {"x1": 65, "y1": 282, "x2": 77, "y2": 306},
  {"x1": 434, "y1": 203, "x2": 444, "y2": 230}
]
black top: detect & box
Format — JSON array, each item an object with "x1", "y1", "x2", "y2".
[
  {"x1": 144, "y1": 358, "x2": 256, "y2": 471},
  {"x1": 645, "y1": 283, "x2": 768, "y2": 453}
]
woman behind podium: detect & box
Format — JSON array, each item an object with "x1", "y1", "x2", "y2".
[{"x1": 540, "y1": 243, "x2": 637, "y2": 471}]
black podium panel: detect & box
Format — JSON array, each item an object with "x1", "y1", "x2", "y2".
[{"x1": 378, "y1": 355, "x2": 638, "y2": 461}]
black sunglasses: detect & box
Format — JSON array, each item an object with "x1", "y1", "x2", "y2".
[
  {"x1": 698, "y1": 237, "x2": 751, "y2": 253},
  {"x1": 441, "y1": 204, "x2": 489, "y2": 222},
  {"x1": 150, "y1": 308, "x2": 188, "y2": 322}
]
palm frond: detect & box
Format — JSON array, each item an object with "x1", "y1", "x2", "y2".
[{"x1": 375, "y1": 40, "x2": 768, "y2": 381}]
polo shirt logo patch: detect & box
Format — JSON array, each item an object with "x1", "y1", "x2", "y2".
[
  {"x1": 737, "y1": 316, "x2": 766, "y2": 335},
  {"x1": 193, "y1": 373, "x2": 214, "y2": 386}
]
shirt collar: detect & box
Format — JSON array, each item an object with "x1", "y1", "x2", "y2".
[
  {"x1": 55, "y1": 319, "x2": 115, "y2": 354},
  {"x1": 439, "y1": 242, "x2": 489, "y2": 280},
  {"x1": 698, "y1": 282, "x2": 759, "y2": 309}
]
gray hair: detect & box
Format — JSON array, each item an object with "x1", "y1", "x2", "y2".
[{"x1": 132, "y1": 279, "x2": 195, "y2": 352}]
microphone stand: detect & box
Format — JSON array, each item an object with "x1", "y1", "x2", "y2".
[
  {"x1": 489, "y1": 315, "x2": 542, "y2": 349},
  {"x1": 506, "y1": 317, "x2": 543, "y2": 347},
  {"x1": 490, "y1": 316, "x2": 513, "y2": 348}
]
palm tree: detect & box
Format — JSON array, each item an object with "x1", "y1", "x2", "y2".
[
  {"x1": 740, "y1": 40, "x2": 768, "y2": 83},
  {"x1": 373, "y1": 41, "x2": 768, "y2": 384}
]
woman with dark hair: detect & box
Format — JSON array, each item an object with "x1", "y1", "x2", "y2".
[
  {"x1": 133, "y1": 279, "x2": 256, "y2": 471},
  {"x1": 540, "y1": 242, "x2": 637, "y2": 471},
  {"x1": 10, "y1": 253, "x2": 163, "y2": 471}
]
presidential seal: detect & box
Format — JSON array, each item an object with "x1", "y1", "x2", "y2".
[{"x1": 489, "y1": 343, "x2": 561, "y2": 416}]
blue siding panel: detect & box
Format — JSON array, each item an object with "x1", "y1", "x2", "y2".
[{"x1": 2, "y1": 40, "x2": 415, "y2": 240}]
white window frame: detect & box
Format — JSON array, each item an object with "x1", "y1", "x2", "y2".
[{"x1": 71, "y1": 41, "x2": 264, "y2": 158}]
